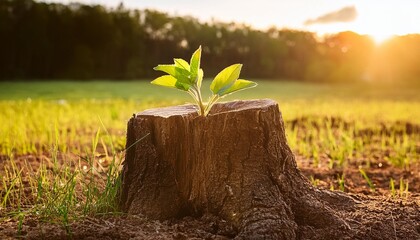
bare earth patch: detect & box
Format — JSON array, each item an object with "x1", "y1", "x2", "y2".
[
  {"x1": 0, "y1": 194, "x2": 419, "y2": 239},
  {"x1": 1, "y1": 150, "x2": 419, "y2": 239}
]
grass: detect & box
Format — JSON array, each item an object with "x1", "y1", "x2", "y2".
[
  {"x1": 0, "y1": 80, "x2": 419, "y2": 233},
  {"x1": 359, "y1": 168, "x2": 376, "y2": 192},
  {"x1": 1, "y1": 125, "x2": 124, "y2": 233}
]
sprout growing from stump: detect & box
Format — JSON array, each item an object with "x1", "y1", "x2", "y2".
[{"x1": 151, "y1": 46, "x2": 257, "y2": 116}]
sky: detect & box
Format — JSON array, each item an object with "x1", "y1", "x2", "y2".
[{"x1": 42, "y1": 0, "x2": 420, "y2": 43}]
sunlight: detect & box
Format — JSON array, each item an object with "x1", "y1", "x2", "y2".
[
  {"x1": 307, "y1": 19, "x2": 397, "y2": 45},
  {"x1": 369, "y1": 32, "x2": 394, "y2": 45},
  {"x1": 303, "y1": 2, "x2": 419, "y2": 46}
]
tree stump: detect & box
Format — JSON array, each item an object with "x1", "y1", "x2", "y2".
[{"x1": 120, "y1": 99, "x2": 354, "y2": 239}]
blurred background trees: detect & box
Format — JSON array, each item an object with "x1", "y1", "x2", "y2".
[{"x1": 1, "y1": 0, "x2": 419, "y2": 85}]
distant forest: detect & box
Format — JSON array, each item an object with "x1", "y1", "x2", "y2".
[{"x1": 1, "y1": 0, "x2": 420, "y2": 84}]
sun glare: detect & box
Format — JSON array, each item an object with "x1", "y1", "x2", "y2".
[
  {"x1": 369, "y1": 32, "x2": 394, "y2": 45},
  {"x1": 303, "y1": 2, "x2": 419, "y2": 46}
]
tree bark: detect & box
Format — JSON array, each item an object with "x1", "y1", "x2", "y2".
[{"x1": 120, "y1": 99, "x2": 355, "y2": 239}]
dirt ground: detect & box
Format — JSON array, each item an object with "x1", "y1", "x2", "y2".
[
  {"x1": 297, "y1": 155, "x2": 420, "y2": 196},
  {"x1": 1, "y1": 152, "x2": 419, "y2": 239},
  {"x1": 0, "y1": 194, "x2": 419, "y2": 239}
]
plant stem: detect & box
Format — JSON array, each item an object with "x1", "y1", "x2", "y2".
[
  {"x1": 204, "y1": 94, "x2": 219, "y2": 116},
  {"x1": 192, "y1": 85, "x2": 205, "y2": 116},
  {"x1": 187, "y1": 90, "x2": 200, "y2": 105}
]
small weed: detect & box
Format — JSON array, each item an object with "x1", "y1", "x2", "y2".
[
  {"x1": 390, "y1": 178, "x2": 396, "y2": 198},
  {"x1": 359, "y1": 168, "x2": 375, "y2": 192},
  {"x1": 17, "y1": 207, "x2": 25, "y2": 236},
  {"x1": 337, "y1": 174, "x2": 345, "y2": 192},
  {"x1": 399, "y1": 178, "x2": 409, "y2": 199},
  {"x1": 310, "y1": 176, "x2": 320, "y2": 187}
]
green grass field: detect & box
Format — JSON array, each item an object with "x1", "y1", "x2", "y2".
[
  {"x1": 1, "y1": 80, "x2": 420, "y2": 121},
  {"x1": 0, "y1": 80, "x2": 419, "y2": 233},
  {"x1": 2, "y1": 80, "x2": 420, "y2": 101}
]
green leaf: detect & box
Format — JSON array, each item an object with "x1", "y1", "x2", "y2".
[
  {"x1": 153, "y1": 65, "x2": 191, "y2": 84},
  {"x1": 190, "y1": 46, "x2": 201, "y2": 82},
  {"x1": 218, "y1": 79, "x2": 257, "y2": 96},
  {"x1": 174, "y1": 58, "x2": 190, "y2": 71},
  {"x1": 151, "y1": 75, "x2": 189, "y2": 91},
  {"x1": 210, "y1": 64, "x2": 242, "y2": 95},
  {"x1": 197, "y1": 68, "x2": 203, "y2": 88}
]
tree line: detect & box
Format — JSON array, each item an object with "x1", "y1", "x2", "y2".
[{"x1": 1, "y1": 0, "x2": 419, "y2": 84}]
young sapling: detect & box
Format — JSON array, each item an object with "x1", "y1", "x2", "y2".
[{"x1": 151, "y1": 46, "x2": 257, "y2": 116}]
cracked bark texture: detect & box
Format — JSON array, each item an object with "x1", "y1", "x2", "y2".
[{"x1": 120, "y1": 99, "x2": 355, "y2": 239}]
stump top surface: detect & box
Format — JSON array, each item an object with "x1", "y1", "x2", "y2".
[{"x1": 137, "y1": 99, "x2": 277, "y2": 118}]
